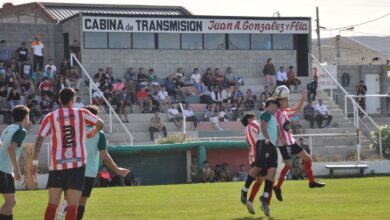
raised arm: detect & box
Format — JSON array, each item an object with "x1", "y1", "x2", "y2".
[{"x1": 294, "y1": 90, "x2": 308, "y2": 114}]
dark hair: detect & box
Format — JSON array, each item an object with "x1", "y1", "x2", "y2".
[
  {"x1": 267, "y1": 58, "x2": 272, "y2": 63},
  {"x1": 289, "y1": 65, "x2": 294, "y2": 69},
  {"x1": 241, "y1": 113, "x2": 256, "y2": 127},
  {"x1": 265, "y1": 98, "x2": 276, "y2": 108},
  {"x1": 203, "y1": 160, "x2": 209, "y2": 164},
  {"x1": 84, "y1": 105, "x2": 99, "y2": 116},
  {"x1": 59, "y1": 87, "x2": 75, "y2": 105},
  {"x1": 12, "y1": 105, "x2": 30, "y2": 122}
]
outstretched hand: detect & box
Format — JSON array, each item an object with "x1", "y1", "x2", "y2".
[{"x1": 117, "y1": 167, "x2": 130, "y2": 177}]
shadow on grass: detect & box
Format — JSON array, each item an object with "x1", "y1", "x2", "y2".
[{"x1": 231, "y1": 217, "x2": 280, "y2": 220}]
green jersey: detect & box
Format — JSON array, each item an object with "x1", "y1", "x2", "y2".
[
  {"x1": 85, "y1": 126, "x2": 107, "y2": 178},
  {"x1": 258, "y1": 111, "x2": 278, "y2": 146},
  {"x1": 0, "y1": 124, "x2": 27, "y2": 175}
]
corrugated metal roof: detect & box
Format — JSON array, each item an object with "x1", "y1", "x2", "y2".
[{"x1": 41, "y1": 2, "x2": 192, "y2": 21}]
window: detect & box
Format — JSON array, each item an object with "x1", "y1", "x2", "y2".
[
  {"x1": 251, "y1": 34, "x2": 272, "y2": 50},
  {"x1": 84, "y1": 32, "x2": 107, "y2": 49},
  {"x1": 158, "y1": 33, "x2": 180, "y2": 49},
  {"x1": 204, "y1": 34, "x2": 225, "y2": 50},
  {"x1": 181, "y1": 33, "x2": 202, "y2": 49},
  {"x1": 229, "y1": 34, "x2": 250, "y2": 50},
  {"x1": 272, "y1": 34, "x2": 293, "y2": 49},
  {"x1": 109, "y1": 33, "x2": 131, "y2": 48},
  {"x1": 132, "y1": 33, "x2": 155, "y2": 49}
]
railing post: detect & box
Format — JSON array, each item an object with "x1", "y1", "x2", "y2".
[
  {"x1": 178, "y1": 103, "x2": 187, "y2": 139},
  {"x1": 309, "y1": 136, "x2": 313, "y2": 158},
  {"x1": 109, "y1": 109, "x2": 113, "y2": 133},
  {"x1": 356, "y1": 128, "x2": 361, "y2": 162},
  {"x1": 344, "y1": 95, "x2": 348, "y2": 119},
  {"x1": 379, "y1": 128, "x2": 383, "y2": 159}
]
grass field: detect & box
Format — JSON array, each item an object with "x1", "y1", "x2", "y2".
[{"x1": 3, "y1": 177, "x2": 390, "y2": 219}]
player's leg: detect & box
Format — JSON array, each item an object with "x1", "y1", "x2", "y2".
[
  {"x1": 45, "y1": 188, "x2": 63, "y2": 220},
  {"x1": 65, "y1": 166, "x2": 86, "y2": 220},
  {"x1": 259, "y1": 144, "x2": 278, "y2": 217},
  {"x1": 77, "y1": 177, "x2": 94, "y2": 220},
  {"x1": 295, "y1": 146, "x2": 325, "y2": 188},
  {"x1": 65, "y1": 189, "x2": 82, "y2": 220},
  {"x1": 0, "y1": 193, "x2": 16, "y2": 219},
  {"x1": 246, "y1": 176, "x2": 264, "y2": 215},
  {"x1": 273, "y1": 146, "x2": 292, "y2": 202}
]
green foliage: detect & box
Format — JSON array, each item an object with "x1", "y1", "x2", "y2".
[{"x1": 370, "y1": 125, "x2": 390, "y2": 159}]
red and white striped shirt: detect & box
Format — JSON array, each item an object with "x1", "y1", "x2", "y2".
[
  {"x1": 244, "y1": 120, "x2": 260, "y2": 164},
  {"x1": 38, "y1": 108, "x2": 100, "y2": 171},
  {"x1": 276, "y1": 108, "x2": 296, "y2": 146}
]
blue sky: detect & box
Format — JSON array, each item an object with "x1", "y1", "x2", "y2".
[{"x1": 2, "y1": 0, "x2": 389, "y2": 38}]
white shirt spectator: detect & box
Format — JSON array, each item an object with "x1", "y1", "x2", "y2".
[
  {"x1": 315, "y1": 104, "x2": 329, "y2": 115},
  {"x1": 276, "y1": 70, "x2": 288, "y2": 82},
  {"x1": 93, "y1": 90, "x2": 104, "y2": 98},
  {"x1": 168, "y1": 108, "x2": 180, "y2": 119},
  {"x1": 183, "y1": 109, "x2": 194, "y2": 117},
  {"x1": 191, "y1": 73, "x2": 201, "y2": 84},
  {"x1": 211, "y1": 91, "x2": 222, "y2": 102},
  {"x1": 157, "y1": 90, "x2": 168, "y2": 101},
  {"x1": 221, "y1": 89, "x2": 232, "y2": 100},
  {"x1": 45, "y1": 64, "x2": 57, "y2": 74},
  {"x1": 32, "y1": 42, "x2": 44, "y2": 56}
]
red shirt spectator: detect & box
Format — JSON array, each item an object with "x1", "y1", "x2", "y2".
[
  {"x1": 39, "y1": 78, "x2": 53, "y2": 97},
  {"x1": 137, "y1": 89, "x2": 148, "y2": 99}
]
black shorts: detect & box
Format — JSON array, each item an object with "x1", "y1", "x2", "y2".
[
  {"x1": 253, "y1": 140, "x2": 278, "y2": 170},
  {"x1": 250, "y1": 163, "x2": 268, "y2": 177},
  {"x1": 0, "y1": 171, "x2": 15, "y2": 194},
  {"x1": 279, "y1": 143, "x2": 304, "y2": 161},
  {"x1": 82, "y1": 177, "x2": 95, "y2": 197},
  {"x1": 47, "y1": 166, "x2": 86, "y2": 191}
]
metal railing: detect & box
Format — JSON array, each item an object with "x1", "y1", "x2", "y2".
[
  {"x1": 70, "y1": 53, "x2": 134, "y2": 145},
  {"x1": 344, "y1": 94, "x2": 390, "y2": 117},
  {"x1": 310, "y1": 54, "x2": 383, "y2": 158}
]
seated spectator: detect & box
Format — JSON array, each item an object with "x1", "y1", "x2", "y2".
[
  {"x1": 217, "y1": 107, "x2": 229, "y2": 122},
  {"x1": 232, "y1": 85, "x2": 244, "y2": 109},
  {"x1": 221, "y1": 86, "x2": 233, "y2": 107},
  {"x1": 260, "y1": 86, "x2": 272, "y2": 105},
  {"x1": 224, "y1": 66, "x2": 239, "y2": 86},
  {"x1": 112, "y1": 79, "x2": 125, "y2": 93},
  {"x1": 102, "y1": 88, "x2": 113, "y2": 107},
  {"x1": 307, "y1": 80, "x2": 318, "y2": 101},
  {"x1": 167, "y1": 103, "x2": 182, "y2": 130},
  {"x1": 165, "y1": 76, "x2": 184, "y2": 102},
  {"x1": 124, "y1": 67, "x2": 137, "y2": 81},
  {"x1": 211, "y1": 87, "x2": 222, "y2": 111},
  {"x1": 243, "y1": 89, "x2": 256, "y2": 111},
  {"x1": 59, "y1": 58, "x2": 70, "y2": 78},
  {"x1": 92, "y1": 89, "x2": 105, "y2": 106},
  {"x1": 105, "y1": 67, "x2": 116, "y2": 84},
  {"x1": 44, "y1": 58, "x2": 57, "y2": 78},
  {"x1": 43, "y1": 66, "x2": 55, "y2": 82},
  {"x1": 8, "y1": 60, "x2": 19, "y2": 76},
  {"x1": 137, "y1": 67, "x2": 148, "y2": 86},
  {"x1": 157, "y1": 86, "x2": 170, "y2": 109},
  {"x1": 40, "y1": 94, "x2": 53, "y2": 114},
  {"x1": 117, "y1": 88, "x2": 132, "y2": 123},
  {"x1": 214, "y1": 68, "x2": 227, "y2": 89},
  {"x1": 303, "y1": 100, "x2": 316, "y2": 128},
  {"x1": 20, "y1": 63, "x2": 32, "y2": 80},
  {"x1": 39, "y1": 77, "x2": 53, "y2": 97},
  {"x1": 146, "y1": 68, "x2": 160, "y2": 86},
  {"x1": 237, "y1": 164, "x2": 247, "y2": 181},
  {"x1": 191, "y1": 68, "x2": 204, "y2": 94},
  {"x1": 99, "y1": 78, "x2": 113, "y2": 92},
  {"x1": 202, "y1": 68, "x2": 215, "y2": 90},
  {"x1": 5, "y1": 68, "x2": 18, "y2": 89},
  {"x1": 25, "y1": 96, "x2": 40, "y2": 124},
  {"x1": 0, "y1": 85, "x2": 7, "y2": 101},
  {"x1": 32, "y1": 68, "x2": 44, "y2": 84},
  {"x1": 287, "y1": 65, "x2": 301, "y2": 92},
  {"x1": 176, "y1": 67, "x2": 185, "y2": 80},
  {"x1": 94, "y1": 68, "x2": 105, "y2": 84},
  {"x1": 137, "y1": 87, "x2": 152, "y2": 112},
  {"x1": 66, "y1": 67, "x2": 82, "y2": 91},
  {"x1": 74, "y1": 97, "x2": 85, "y2": 109},
  {"x1": 315, "y1": 99, "x2": 332, "y2": 128},
  {"x1": 148, "y1": 112, "x2": 167, "y2": 141},
  {"x1": 276, "y1": 66, "x2": 288, "y2": 86},
  {"x1": 298, "y1": 137, "x2": 310, "y2": 154},
  {"x1": 126, "y1": 79, "x2": 136, "y2": 105},
  {"x1": 183, "y1": 103, "x2": 198, "y2": 130},
  {"x1": 55, "y1": 77, "x2": 69, "y2": 94},
  {"x1": 203, "y1": 104, "x2": 222, "y2": 130},
  {"x1": 290, "y1": 115, "x2": 302, "y2": 134},
  {"x1": 220, "y1": 163, "x2": 232, "y2": 182},
  {"x1": 20, "y1": 78, "x2": 35, "y2": 98},
  {"x1": 202, "y1": 160, "x2": 215, "y2": 182},
  {"x1": 7, "y1": 88, "x2": 21, "y2": 110},
  {"x1": 291, "y1": 154, "x2": 305, "y2": 180}
]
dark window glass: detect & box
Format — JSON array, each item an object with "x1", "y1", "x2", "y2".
[
  {"x1": 84, "y1": 32, "x2": 107, "y2": 49},
  {"x1": 272, "y1": 34, "x2": 293, "y2": 49},
  {"x1": 108, "y1": 33, "x2": 131, "y2": 48},
  {"x1": 133, "y1": 33, "x2": 155, "y2": 49},
  {"x1": 228, "y1": 34, "x2": 250, "y2": 50},
  {"x1": 251, "y1": 34, "x2": 272, "y2": 50},
  {"x1": 204, "y1": 34, "x2": 225, "y2": 50},
  {"x1": 181, "y1": 34, "x2": 203, "y2": 49},
  {"x1": 158, "y1": 33, "x2": 180, "y2": 49}
]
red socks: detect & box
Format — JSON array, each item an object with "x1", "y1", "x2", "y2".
[
  {"x1": 248, "y1": 179, "x2": 262, "y2": 202},
  {"x1": 267, "y1": 189, "x2": 273, "y2": 205},
  {"x1": 44, "y1": 204, "x2": 58, "y2": 220},
  {"x1": 304, "y1": 159, "x2": 314, "y2": 183},
  {"x1": 65, "y1": 205, "x2": 78, "y2": 220},
  {"x1": 276, "y1": 165, "x2": 290, "y2": 188}
]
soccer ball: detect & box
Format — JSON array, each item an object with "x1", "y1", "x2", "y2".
[{"x1": 274, "y1": 85, "x2": 290, "y2": 99}]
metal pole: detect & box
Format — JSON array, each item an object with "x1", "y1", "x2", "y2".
[
  {"x1": 379, "y1": 128, "x2": 383, "y2": 158},
  {"x1": 344, "y1": 95, "x2": 348, "y2": 118},
  {"x1": 336, "y1": 35, "x2": 341, "y2": 64},
  {"x1": 316, "y1": 6, "x2": 322, "y2": 62},
  {"x1": 178, "y1": 103, "x2": 187, "y2": 139},
  {"x1": 357, "y1": 128, "x2": 361, "y2": 162},
  {"x1": 330, "y1": 88, "x2": 333, "y2": 101},
  {"x1": 109, "y1": 109, "x2": 113, "y2": 133},
  {"x1": 309, "y1": 136, "x2": 313, "y2": 158}
]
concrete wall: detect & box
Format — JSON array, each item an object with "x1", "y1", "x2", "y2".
[
  {"x1": 61, "y1": 15, "x2": 81, "y2": 49},
  {"x1": 81, "y1": 49, "x2": 297, "y2": 79},
  {"x1": 0, "y1": 23, "x2": 64, "y2": 65}
]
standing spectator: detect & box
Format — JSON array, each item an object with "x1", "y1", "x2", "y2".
[
  {"x1": 117, "y1": 88, "x2": 132, "y2": 122},
  {"x1": 31, "y1": 35, "x2": 44, "y2": 72},
  {"x1": 39, "y1": 77, "x2": 53, "y2": 97},
  {"x1": 303, "y1": 100, "x2": 316, "y2": 128},
  {"x1": 202, "y1": 68, "x2": 215, "y2": 90},
  {"x1": 262, "y1": 58, "x2": 276, "y2": 89},
  {"x1": 6, "y1": 88, "x2": 21, "y2": 110},
  {"x1": 225, "y1": 66, "x2": 239, "y2": 86},
  {"x1": 44, "y1": 58, "x2": 57, "y2": 78},
  {"x1": 356, "y1": 80, "x2": 367, "y2": 116},
  {"x1": 15, "y1": 42, "x2": 29, "y2": 72},
  {"x1": 183, "y1": 103, "x2": 198, "y2": 130},
  {"x1": 124, "y1": 67, "x2": 137, "y2": 81},
  {"x1": 0, "y1": 40, "x2": 11, "y2": 64},
  {"x1": 59, "y1": 58, "x2": 70, "y2": 78},
  {"x1": 148, "y1": 112, "x2": 167, "y2": 141},
  {"x1": 167, "y1": 103, "x2": 182, "y2": 131},
  {"x1": 40, "y1": 94, "x2": 52, "y2": 114},
  {"x1": 74, "y1": 97, "x2": 85, "y2": 109},
  {"x1": 276, "y1": 66, "x2": 288, "y2": 86},
  {"x1": 69, "y1": 40, "x2": 81, "y2": 61},
  {"x1": 315, "y1": 99, "x2": 333, "y2": 128},
  {"x1": 287, "y1": 65, "x2": 301, "y2": 92},
  {"x1": 66, "y1": 67, "x2": 82, "y2": 91},
  {"x1": 191, "y1": 68, "x2": 203, "y2": 94},
  {"x1": 307, "y1": 80, "x2": 318, "y2": 101}
]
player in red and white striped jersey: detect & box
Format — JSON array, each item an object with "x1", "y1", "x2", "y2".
[
  {"x1": 273, "y1": 89, "x2": 325, "y2": 203},
  {"x1": 32, "y1": 88, "x2": 104, "y2": 220}
]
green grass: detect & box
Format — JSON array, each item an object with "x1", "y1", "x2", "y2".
[{"x1": 3, "y1": 177, "x2": 390, "y2": 219}]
